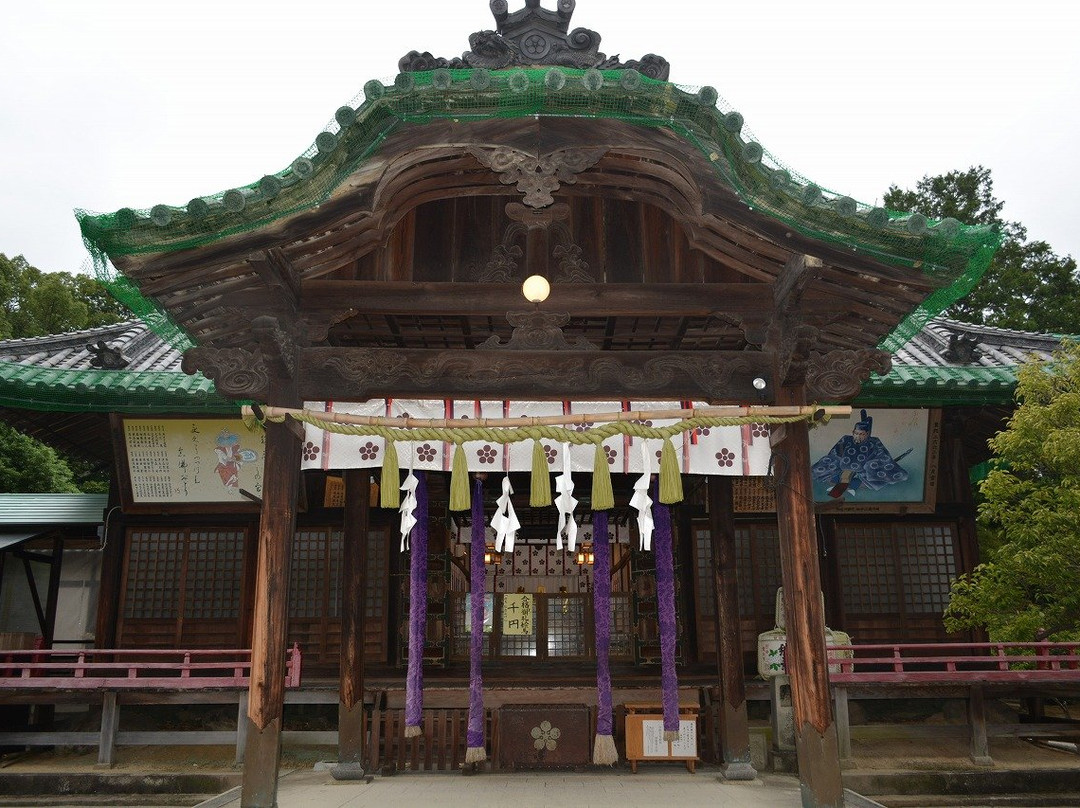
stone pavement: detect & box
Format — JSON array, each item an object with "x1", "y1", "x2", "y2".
[{"x1": 202, "y1": 768, "x2": 810, "y2": 808}]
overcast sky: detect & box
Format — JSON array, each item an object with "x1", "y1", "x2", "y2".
[{"x1": 2, "y1": 0, "x2": 1077, "y2": 275}]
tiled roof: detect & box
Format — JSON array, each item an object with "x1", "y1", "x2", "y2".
[
  {"x1": 0, "y1": 321, "x2": 235, "y2": 413},
  {"x1": 0, "y1": 321, "x2": 184, "y2": 372},
  {"x1": 0, "y1": 318, "x2": 1073, "y2": 411},
  {"x1": 859, "y1": 318, "x2": 1069, "y2": 406}
]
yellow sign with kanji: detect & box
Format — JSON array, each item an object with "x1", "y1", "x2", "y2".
[{"x1": 501, "y1": 594, "x2": 535, "y2": 636}]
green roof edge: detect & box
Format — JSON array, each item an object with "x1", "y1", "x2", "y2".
[
  {"x1": 0, "y1": 358, "x2": 1024, "y2": 414},
  {"x1": 0, "y1": 360, "x2": 240, "y2": 414}
]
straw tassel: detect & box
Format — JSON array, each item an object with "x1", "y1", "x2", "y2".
[
  {"x1": 530, "y1": 440, "x2": 552, "y2": 507},
  {"x1": 591, "y1": 443, "x2": 614, "y2": 512},
  {"x1": 380, "y1": 441, "x2": 400, "y2": 509},
  {"x1": 593, "y1": 733, "x2": 618, "y2": 766},
  {"x1": 449, "y1": 443, "x2": 471, "y2": 511},
  {"x1": 658, "y1": 437, "x2": 684, "y2": 504}
]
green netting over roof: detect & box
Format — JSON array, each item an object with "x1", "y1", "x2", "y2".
[{"x1": 77, "y1": 67, "x2": 1001, "y2": 355}]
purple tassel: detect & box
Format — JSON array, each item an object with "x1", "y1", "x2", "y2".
[
  {"x1": 466, "y1": 476, "x2": 487, "y2": 758},
  {"x1": 593, "y1": 510, "x2": 613, "y2": 736},
  {"x1": 404, "y1": 471, "x2": 428, "y2": 736},
  {"x1": 653, "y1": 485, "x2": 680, "y2": 736},
  {"x1": 591, "y1": 509, "x2": 618, "y2": 764}
]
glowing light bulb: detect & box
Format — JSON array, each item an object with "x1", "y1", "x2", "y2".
[{"x1": 522, "y1": 275, "x2": 550, "y2": 304}]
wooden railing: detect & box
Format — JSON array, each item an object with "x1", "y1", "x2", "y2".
[
  {"x1": 0, "y1": 645, "x2": 303, "y2": 689},
  {"x1": 823, "y1": 642, "x2": 1080, "y2": 766},
  {"x1": 0, "y1": 645, "x2": 305, "y2": 766},
  {"x1": 827, "y1": 641, "x2": 1080, "y2": 684}
]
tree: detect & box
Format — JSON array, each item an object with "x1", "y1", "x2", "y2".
[
  {"x1": 1, "y1": 252, "x2": 127, "y2": 340},
  {"x1": 0, "y1": 422, "x2": 80, "y2": 493},
  {"x1": 884, "y1": 167, "x2": 1080, "y2": 334},
  {"x1": 1, "y1": 252, "x2": 128, "y2": 492},
  {"x1": 943, "y1": 341, "x2": 1080, "y2": 642}
]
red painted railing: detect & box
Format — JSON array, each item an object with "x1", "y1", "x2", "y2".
[
  {"x1": 0, "y1": 644, "x2": 302, "y2": 690},
  {"x1": 827, "y1": 642, "x2": 1080, "y2": 685}
]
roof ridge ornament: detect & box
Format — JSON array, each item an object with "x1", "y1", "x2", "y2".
[{"x1": 399, "y1": 0, "x2": 669, "y2": 80}]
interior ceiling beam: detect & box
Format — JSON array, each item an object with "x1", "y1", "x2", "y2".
[{"x1": 300, "y1": 281, "x2": 834, "y2": 319}]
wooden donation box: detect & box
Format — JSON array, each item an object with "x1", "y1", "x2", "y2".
[
  {"x1": 623, "y1": 702, "x2": 699, "y2": 773},
  {"x1": 497, "y1": 704, "x2": 591, "y2": 769}
]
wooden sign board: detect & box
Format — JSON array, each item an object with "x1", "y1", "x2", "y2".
[
  {"x1": 624, "y1": 705, "x2": 698, "y2": 773},
  {"x1": 115, "y1": 416, "x2": 266, "y2": 512}
]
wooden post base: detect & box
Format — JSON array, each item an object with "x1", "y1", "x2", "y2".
[
  {"x1": 719, "y1": 701, "x2": 757, "y2": 781},
  {"x1": 834, "y1": 687, "x2": 852, "y2": 767},
  {"x1": 241, "y1": 716, "x2": 283, "y2": 808},
  {"x1": 968, "y1": 685, "x2": 994, "y2": 767},
  {"x1": 794, "y1": 720, "x2": 845, "y2": 808},
  {"x1": 333, "y1": 700, "x2": 367, "y2": 779},
  {"x1": 96, "y1": 692, "x2": 118, "y2": 768}
]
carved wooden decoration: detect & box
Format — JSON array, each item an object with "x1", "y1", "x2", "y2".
[
  {"x1": 470, "y1": 202, "x2": 594, "y2": 283},
  {"x1": 183, "y1": 346, "x2": 270, "y2": 400},
  {"x1": 477, "y1": 310, "x2": 597, "y2": 351},
  {"x1": 468, "y1": 146, "x2": 606, "y2": 208},
  {"x1": 399, "y1": 0, "x2": 670, "y2": 79},
  {"x1": 470, "y1": 227, "x2": 525, "y2": 282},
  {"x1": 252, "y1": 316, "x2": 300, "y2": 380},
  {"x1": 805, "y1": 349, "x2": 892, "y2": 401}
]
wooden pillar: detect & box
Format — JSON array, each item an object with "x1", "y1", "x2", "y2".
[
  {"x1": 967, "y1": 684, "x2": 994, "y2": 766},
  {"x1": 707, "y1": 477, "x2": 756, "y2": 780},
  {"x1": 44, "y1": 536, "x2": 64, "y2": 646},
  {"x1": 95, "y1": 479, "x2": 125, "y2": 649},
  {"x1": 241, "y1": 417, "x2": 303, "y2": 808},
  {"x1": 772, "y1": 391, "x2": 844, "y2": 808},
  {"x1": 334, "y1": 469, "x2": 370, "y2": 778}
]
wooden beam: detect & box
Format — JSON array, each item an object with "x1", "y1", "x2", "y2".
[
  {"x1": 247, "y1": 248, "x2": 300, "y2": 308},
  {"x1": 300, "y1": 281, "x2": 802, "y2": 318},
  {"x1": 43, "y1": 537, "x2": 63, "y2": 647},
  {"x1": 774, "y1": 255, "x2": 822, "y2": 315},
  {"x1": 772, "y1": 386, "x2": 845, "y2": 808},
  {"x1": 241, "y1": 415, "x2": 302, "y2": 808},
  {"x1": 299, "y1": 346, "x2": 775, "y2": 402},
  {"x1": 20, "y1": 555, "x2": 47, "y2": 637},
  {"x1": 708, "y1": 477, "x2": 756, "y2": 781}
]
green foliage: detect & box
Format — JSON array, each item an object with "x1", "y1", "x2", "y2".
[
  {"x1": 1, "y1": 252, "x2": 128, "y2": 492},
  {"x1": 944, "y1": 341, "x2": 1080, "y2": 641},
  {"x1": 0, "y1": 422, "x2": 80, "y2": 493},
  {"x1": 885, "y1": 167, "x2": 1080, "y2": 334},
  {"x1": 0, "y1": 252, "x2": 127, "y2": 340}
]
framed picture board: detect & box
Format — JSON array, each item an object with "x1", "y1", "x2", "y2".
[
  {"x1": 113, "y1": 415, "x2": 266, "y2": 513},
  {"x1": 808, "y1": 408, "x2": 941, "y2": 514}
]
